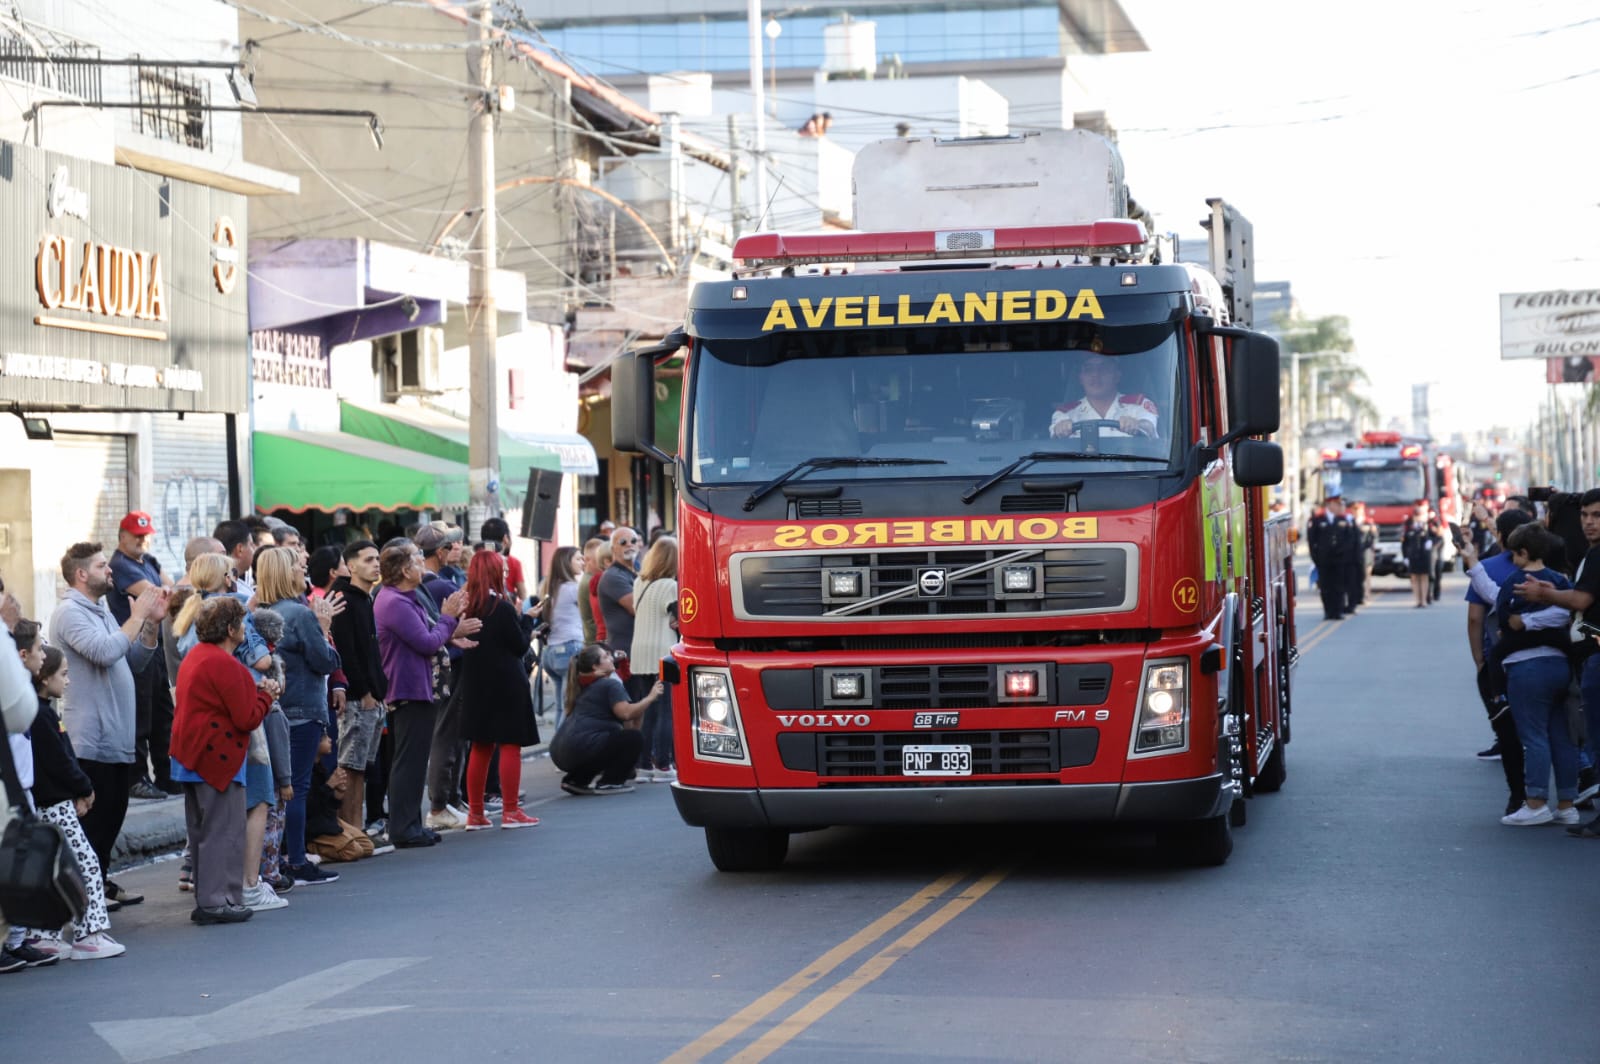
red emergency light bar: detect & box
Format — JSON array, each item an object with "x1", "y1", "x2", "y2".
[
  {"x1": 732, "y1": 220, "x2": 1146, "y2": 269},
  {"x1": 1362, "y1": 431, "x2": 1403, "y2": 446}
]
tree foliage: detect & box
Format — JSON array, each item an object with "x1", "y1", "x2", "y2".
[{"x1": 1276, "y1": 310, "x2": 1378, "y2": 427}]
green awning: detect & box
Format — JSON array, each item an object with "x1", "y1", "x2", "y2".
[
  {"x1": 253, "y1": 431, "x2": 469, "y2": 513},
  {"x1": 339, "y1": 402, "x2": 599, "y2": 503}
]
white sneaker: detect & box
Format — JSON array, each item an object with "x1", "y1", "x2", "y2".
[
  {"x1": 425, "y1": 807, "x2": 464, "y2": 832},
  {"x1": 636, "y1": 768, "x2": 657, "y2": 783},
  {"x1": 243, "y1": 881, "x2": 289, "y2": 912},
  {"x1": 653, "y1": 767, "x2": 678, "y2": 782},
  {"x1": 446, "y1": 803, "x2": 470, "y2": 821},
  {"x1": 1552, "y1": 805, "x2": 1581, "y2": 825},
  {"x1": 1502, "y1": 804, "x2": 1555, "y2": 826},
  {"x1": 22, "y1": 937, "x2": 70, "y2": 960},
  {"x1": 70, "y1": 932, "x2": 126, "y2": 961}
]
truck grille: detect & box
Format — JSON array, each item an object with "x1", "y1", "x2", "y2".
[
  {"x1": 761, "y1": 662, "x2": 1113, "y2": 710},
  {"x1": 776, "y1": 728, "x2": 1100, "y2": 776},
  {"x1": 733, "y1": 544, "x2": 1135, "y2": 621}
]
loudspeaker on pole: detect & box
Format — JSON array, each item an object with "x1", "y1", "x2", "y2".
[{"x1": 521, "y1": 466, "x2": 563, "y2": 541}]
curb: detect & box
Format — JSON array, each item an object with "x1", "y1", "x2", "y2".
[{"x1": 111, "y1": 812, "x2": 188, "y2": 871}]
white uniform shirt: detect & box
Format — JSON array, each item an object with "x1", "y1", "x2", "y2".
[{"x1": 1050, "y1": 393, "x2": 1159, "y2": 438}]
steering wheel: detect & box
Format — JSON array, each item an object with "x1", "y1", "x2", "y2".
[
  {"x1": 1065, "y1": 418, "x2": 1122, "y2": 433},
  {"x1": 1053, "y1": 418, "x2": 1124, "y2": 438}
]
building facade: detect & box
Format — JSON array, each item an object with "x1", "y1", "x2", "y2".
[{"x1": 0, "y1": 0, "x2": 294, "y2": 620}]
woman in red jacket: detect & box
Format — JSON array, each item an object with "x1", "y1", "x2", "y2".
[{"x1": 172, "y1": 597, "x2": 279, "y2": 925}]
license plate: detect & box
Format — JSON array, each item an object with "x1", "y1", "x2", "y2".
[{"x1": 901, "y1": 744, "x2": 972, "y2": 776}]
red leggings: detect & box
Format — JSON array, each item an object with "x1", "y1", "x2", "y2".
[{"x1": 467, "y1": 743, "x2": 523, "y2": 817}]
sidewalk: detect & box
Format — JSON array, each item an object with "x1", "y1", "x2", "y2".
[{"x1": 113, "y1": 725, "x2": 557, "y2": 872}]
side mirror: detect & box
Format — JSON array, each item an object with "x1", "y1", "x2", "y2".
[
  {"x1": 611, "y1": 331, "x2": 685, "y2": 464},
  {"x1": 1233, "y1": 438, "x2": 1283, "y2": 487},
  {"x1": 1227, "y1": 332, "x2": 1281, "y2": 436}
]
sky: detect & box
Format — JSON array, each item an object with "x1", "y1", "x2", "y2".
[{"x1": 1083, "y1": 0, "x2": 1600, "y2": 440}]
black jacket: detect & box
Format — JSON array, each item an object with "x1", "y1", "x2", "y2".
[
  {"x1": 328, "y1": 577, "x2": 387, "y2": 703},
  {"x1": 29, "y1": 699, "x2": 93, "y2": 809}
]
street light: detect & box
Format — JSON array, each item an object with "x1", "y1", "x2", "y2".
[{"x1": 765, "y1": 17, "x2": 782, "y2": 117}]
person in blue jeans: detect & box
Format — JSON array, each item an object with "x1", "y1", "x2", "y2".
[
  {"x1": 1465, "y1": 523, "x2": 1580, "y2": 827},
  {"x1": 256, "y1": 548, "x2": 343, "y2": 883},
  {"x1": 539, "y1": 546, "x2": 587, "y2": 728},
  {"x1": 1514, "y1": 487, "x2": 1600, "y2": 834}
]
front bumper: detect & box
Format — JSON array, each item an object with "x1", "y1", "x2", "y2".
[{"x1": 671, "y1": 773, "x2": 1232, "y2": 829}]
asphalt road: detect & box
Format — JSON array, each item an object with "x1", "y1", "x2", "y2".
[{"x1": 7, "y1": 573, "x2": 1594, "y2": 1064}]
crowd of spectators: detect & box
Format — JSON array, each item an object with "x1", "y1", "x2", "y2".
[{"x1": 1, "y1": 511, "x2": 678, "y2": 970}]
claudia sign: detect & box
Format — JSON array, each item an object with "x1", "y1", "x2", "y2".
[{"x1": 35, "y1": 237, "x2": 168, "y2": 330}]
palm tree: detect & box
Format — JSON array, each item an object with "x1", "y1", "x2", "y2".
[{"x1": 1277, "y1": 312, "x2": 1377, "y2": 433}]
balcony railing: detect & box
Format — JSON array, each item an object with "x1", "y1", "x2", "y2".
[{"x1": 0, "y1": 35, "x2": 104, "y2": 102}]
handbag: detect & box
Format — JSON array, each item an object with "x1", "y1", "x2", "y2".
[{"x1": 0, "y1": 730, "x2": 89, "y2": 930}]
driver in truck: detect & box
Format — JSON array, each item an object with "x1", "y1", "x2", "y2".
[{"x1": 1049, "y1": 354, "x2": 1159, "y2": 439}]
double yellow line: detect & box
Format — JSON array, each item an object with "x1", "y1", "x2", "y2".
[
  {"x1": 664, "y1": 868, "x2": 1010, "y2": 1063},
  {"x1": 1296, "y1": 616, "x2": 1346, "y2": 658}
]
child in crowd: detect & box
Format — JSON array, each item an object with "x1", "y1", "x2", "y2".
[
  {"x1": 19, "y1": 646, "x2": 123, "y2": 962},
  {"x1": 1478, "y1": 524, "x2": 1575, "y2": 706}
]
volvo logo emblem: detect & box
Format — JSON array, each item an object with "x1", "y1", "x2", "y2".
[{"x1": 917, "y1": 567, "x2": 948, "y2": 597}]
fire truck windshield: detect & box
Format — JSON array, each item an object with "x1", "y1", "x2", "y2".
[
  {"x1": 689, "y1": 322, "x2": 1184, "y2": 486},
  {"x1": 1325, "y1": 465, "x2": 1428, "y2": 506}
]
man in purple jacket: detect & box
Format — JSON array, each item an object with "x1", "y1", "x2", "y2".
[{"x1": 372, "y1": 543, "x2": 480, "y2": 847}]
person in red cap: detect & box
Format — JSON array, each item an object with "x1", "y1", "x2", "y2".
[{"x1": 111, "y1": 510, "x2": 176, "y2": 799}]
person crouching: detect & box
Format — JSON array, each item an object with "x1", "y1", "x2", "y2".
[
  {"x1": 551, "y1": 644, "x2": 661, "y2": 796},
  {"x1": 171, "y1": 597, "x2": 279, "y2": 924}
]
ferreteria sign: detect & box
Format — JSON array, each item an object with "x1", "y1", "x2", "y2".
[
  {"x1": 1499, "y1": 288, "x2": 1600, "y2": 360},
  {"x1": 0, "y1": 140, "x2": 249, "y2": 413}
]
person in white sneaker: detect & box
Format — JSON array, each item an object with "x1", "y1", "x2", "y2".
[
  {"x1": 26, "y1": 647, "x2": 122, "y2": 958},
  {"x1": 1464, "y1": 527, "x2": 1582, "y2": 826}
]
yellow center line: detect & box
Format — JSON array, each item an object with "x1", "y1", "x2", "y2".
[
  {"x1": 662, "y1": 870, "x2": 968, "y2": 1064},
  {"x1": 1298, "y1": 621, "x2": 1339, "y2": 657},
  {"x1": 726, "y1": 868, "x2": 1012, "y2": 1064},
  {"x1": 1297, "y1": 619, "x2": 1330, "y2": 646}
]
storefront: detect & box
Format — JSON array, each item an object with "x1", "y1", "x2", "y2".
[
  {"x1": 248, "y1": 238, "x2": 597, "y2": 555},
  {"x1": 0, "y1": 141, "x2": 250, "y2": 619}
]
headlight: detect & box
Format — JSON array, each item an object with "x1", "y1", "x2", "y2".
[
  {"x1": 1133, "y1": 659, "x2": 1188, "y2": 755},
  {"x1": 690, "y1": 668, "x2": 749, "y2": 764}
]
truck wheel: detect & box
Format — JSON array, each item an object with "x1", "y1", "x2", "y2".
[
  {"x1": 1255, "y1": 738, "x2": 1288, "y2": 793},
  {"x1": 1161, "y1": 811, "x2": 1233, "y2": 867},
  {"x1": 705, "y1": 827, "x2": 789, "y2": 872}
]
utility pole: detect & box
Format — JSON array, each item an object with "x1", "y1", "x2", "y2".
[
  {"x1": 727, "y1": 113, "x2": 743, "y2": 238},
  {"x1": 467, "y1": 2, "x2": 501, "y2": 524},
  {"x1": 746, "y1": 0, "x2": 768, "y2": 227}
]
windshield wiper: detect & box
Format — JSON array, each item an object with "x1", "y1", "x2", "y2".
[
  {"x1": 961, "y1": 450, "x2": 1165, "y2": 505},
  {"x1": 743, "y1": 456, "x2": 947, "y2": 511}
]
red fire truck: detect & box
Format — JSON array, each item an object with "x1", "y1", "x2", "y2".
[
  {"x1": 1316, "y1": 431, "x2": 1465, "y2": 576},
  {"x1": 612, "y1": 131, "x2": 1295, "y2": 870}
]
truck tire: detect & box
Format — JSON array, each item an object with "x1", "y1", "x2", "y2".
[
  {"x1": 1255, "y1": 737, "x2": 1287, "y2": 793},
  {"x1": 1161, "y1": 810, "x2": 1233, "y2": 867},
  {"x1": 705, "y1": 827, "x2": 789, "y2": 872}
]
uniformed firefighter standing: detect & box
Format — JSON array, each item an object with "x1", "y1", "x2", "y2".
[{"x1": 1308, "y1": 494, "x2": 1359, "y2": 620}]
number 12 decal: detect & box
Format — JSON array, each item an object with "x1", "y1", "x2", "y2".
[{"x1": 1172, "y1": 577, "x2": 1199, "y2": 613}]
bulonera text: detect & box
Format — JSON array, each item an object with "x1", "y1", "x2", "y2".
[
  {"x1": 759, "y1": 288, "x2": 1105, "y2": 332},
  {"x1": 771, "y1": 516, "x2": 1099, "y2": 549}
]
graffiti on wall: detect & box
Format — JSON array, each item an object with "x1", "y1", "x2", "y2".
[{"x1": 156, "y1": 475, "x2": 229, "y2": 573}]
